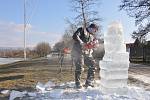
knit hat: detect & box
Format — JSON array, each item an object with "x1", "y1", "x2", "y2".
[{"x1": 89, "y1": 23, "x2": 98, "y2": 31}]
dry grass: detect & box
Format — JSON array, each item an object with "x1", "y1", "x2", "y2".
[{"x1": 0, "y1": 58, "x2": 100, "y2": 91}]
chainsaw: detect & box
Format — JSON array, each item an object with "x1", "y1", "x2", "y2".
[{"x1": 84, "y1": 38, "x2": 99, "y2": 49}]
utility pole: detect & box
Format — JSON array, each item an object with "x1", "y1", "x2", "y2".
[{"x1": 24, "y1": 0, "x2": 27, "y2": 60}]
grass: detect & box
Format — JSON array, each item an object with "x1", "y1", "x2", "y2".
[{"x1": 0, "y1": 58, "x2": 100, "y2": 92}]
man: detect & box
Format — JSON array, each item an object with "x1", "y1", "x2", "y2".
[{"x1": 71, "y1": 23, "x2": 99, "y2": 89}]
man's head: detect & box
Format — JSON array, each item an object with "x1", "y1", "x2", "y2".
[{"x1": 88, "y1": 23, "x2": 98, "y2": 35}]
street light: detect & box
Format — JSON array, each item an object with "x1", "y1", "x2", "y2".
[{"x1": 24, "y1": 0, "x2": 26, "y2": 60}]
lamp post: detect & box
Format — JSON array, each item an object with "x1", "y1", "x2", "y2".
[{"x1": 24, "y1": 0, "x2": 27, "y2": 60}]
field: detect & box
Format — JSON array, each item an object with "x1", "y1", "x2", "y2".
[
  {"x1": 0, "y1": 57, "x2": 100, "y2": 99},
  {"x1": 0, "y1": 57, "x2": 149, "y2": 99}
]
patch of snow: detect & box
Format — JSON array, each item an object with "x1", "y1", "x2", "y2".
[
  {"x1": 0, "y1": 58, "x2": 24, "y2": 65},
  {"x1": 129, "y1": 73, "x2": 150, "y2": 84},
  {"x1": 9, "y1": 80, "x2": 150, "y2": 100},
  {"x1": 36, "y1": 81, "x2": 56, "y2": 93},
  {"x1": 9, "y1": 90, "x2": 27, "y2": 100},
  {"x1": 36, "y1": 82, "x2": 45, "y2": 93},
  {"x1": 49, "y1": 89, "x2": 64, "y2": 98},
  {"x1": 1, "y1": 90, "x2": 10, "y2": 95},
  {"x1": 45, "y1": 81, "x2": 55, "y2": 88},
  {"x1": 27, "y1": 92, "x2": 37, "y2": 97}
]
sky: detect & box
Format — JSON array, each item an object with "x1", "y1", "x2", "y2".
[{"x1": 0, "y1": 0, "x2": 138, "y2": 48}]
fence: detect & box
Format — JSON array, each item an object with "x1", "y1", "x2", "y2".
[{"x1": 129, "y1": 45, "x2": 150, "y2": 62}]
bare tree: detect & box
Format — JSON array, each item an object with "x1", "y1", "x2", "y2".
[
  {"x1": 61, "y1": 0, "x2": 101, "y2": 48},
  {"x1": 70, "y1": 0, "x2": 101, "y2": 28},
  {"x1": 62, "y1": 33, "x2": 74, "y2": 48},
  {"x1": 53, "y1": 41, "x2": 65, "y2": 52},
  {"x1": 62, "y1": 19, "x2": 77, "y2": 48},
  {"x1": 64, "y1": 19, "x2": 78, "y2": 35},
  {"x1": 35, "y1": 42, "x2": 51, "y2": 57},
  {"x1": 120, "y1": 0, "x2": 150, "y2": 40},
  {"x1": 132, "y1": 23, "x2": 150, "y2": 42}
]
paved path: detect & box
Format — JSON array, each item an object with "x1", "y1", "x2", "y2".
[{"x1": 129, "y1": 63, "x2": 150, "y2": 84}]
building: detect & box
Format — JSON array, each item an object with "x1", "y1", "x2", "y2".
[{"x1": 126, "y1": 39, "x2": 150, "y2": 62}]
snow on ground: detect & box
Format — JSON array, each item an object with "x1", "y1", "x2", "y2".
[
  {"x1": 8, "y1": 80, "x2": 150, "y2": 100},
  {"x1": 0, "y1": 58, "x2": 24, "y2": 65},
  {"x1": 129, "y1": 73, "x2": 150, "y2": 84}
]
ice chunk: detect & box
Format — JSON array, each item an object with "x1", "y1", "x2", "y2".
[
  {"x1": 104, "y1": 22, "x2": 126, "y2": 53},
  {"x1": 100, "y1": 84, "x2": 128, "y2": 95},
  {"x1": 36, "y1": 82, "x2": 45, "y2": 92},
  {"x1": 66, "y1": 82, "x2": 75, "y2": 88},
  {"x1": 27, "y1": 92, "x2": 37, "y2": 97},
  {"x1": 100, "y1": 69, "x2": 128, "y2": 79},
  {"x1": 8, "y1": 81, "x2": 150, "y2": 100},
  {"x1": 49, "y1": 89, "x2": 64, "y2": 98},
  {"x1": 100, "y1": 78, "x2": 127, "y2": 88},
  {"x1": 102, "y1": 52, "x2": 129, "y2": 62},
  {"x1": 99, "y1": 21, "x2": 129, "y2": 95},
  {"x1": 104, "y1": 41, "x2": 126, "y2": 53},
  {"x1": 44, "y1": 81, "x2": 55, "y2": 90},
  {"x1": 1, "y1": 90, "x2": 10, "y2": 95},
  {"x1": 36, "y1": 81, "x2": 55, "y2": 92},
  {"x1": 9, "y1": 90, "x2": 27, "y2": 100},
  {"x1": 100, "y1": 61, "x2": 129, "y2": 71}
]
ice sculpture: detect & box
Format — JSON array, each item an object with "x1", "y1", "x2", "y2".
[{"x1": 99, "y1": 21, "x2": 129, "y2": 95}]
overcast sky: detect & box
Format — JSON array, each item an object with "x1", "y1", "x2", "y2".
[{"x1": 0, "y1": 0, "x2": 138, "y2": 48}]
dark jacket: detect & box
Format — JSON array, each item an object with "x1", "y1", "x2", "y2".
[{"x1": 72, "y1": 27, "x2": 90, "y2": 44}]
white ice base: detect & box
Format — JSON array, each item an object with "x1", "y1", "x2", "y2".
[
  {"x1": 99, "y1": 52, "x2": 129, "y2": 95},
  {"x1": 100, "y1": 60, "x2": 129, "y2": 71},
  {"x1": 100, "y1": 69, "x2": 128, "y2": 80},
  {"x1": 100, "y1": 78, "x2": 127, "y2": 88},
  {"x1": 100, "y1": 83, "x2": 128, "y2": 95},
  {"x1": 102, "y1": 52, "x2": 129, "y2": 62}
]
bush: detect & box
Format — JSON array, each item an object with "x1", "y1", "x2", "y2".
[{"x1": 35, "y1": 42, "x2": 51, "y2": 57}]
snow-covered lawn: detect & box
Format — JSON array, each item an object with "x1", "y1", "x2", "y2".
[{"x1": 7, "y1": 80, "x2": 150, "y2": 100}]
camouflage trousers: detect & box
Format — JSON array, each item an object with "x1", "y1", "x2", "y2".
[{"x1": 73, "y1": 54, "x2": 96, "y2": 87}]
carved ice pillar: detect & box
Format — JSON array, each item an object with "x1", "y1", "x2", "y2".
[{"x1": 99, "y1": 22, "x2": 129, "y2": 95}]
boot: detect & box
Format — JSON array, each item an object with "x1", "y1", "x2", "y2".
[
  {"x1": 84, "y1": 67, "x2": 95, "y2": 88},
  {"x1": 75, "y1": 82, "x2": 82, "y2": 89},
  {"x1": 83, "y1": 80, "x2": 94, "y2": 88},
  {"x1": 75, "y1": 71, "x2": 82, "y2": 89}
]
